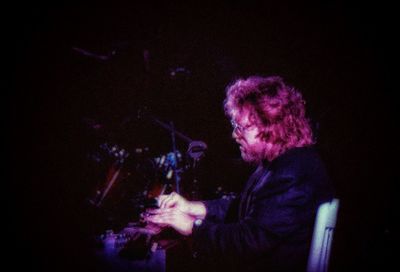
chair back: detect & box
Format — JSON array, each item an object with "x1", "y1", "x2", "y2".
[{"x1": 307, "y1": 198, "x2": 340, "y2": 272}]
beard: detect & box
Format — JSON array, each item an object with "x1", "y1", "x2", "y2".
[{"x1": 240, "y1": 146, "x2": 262, "y2": 163}]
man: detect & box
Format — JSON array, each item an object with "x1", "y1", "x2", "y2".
[{"x1": 145, "y1": 75, "x2": 334, "y2": 271}]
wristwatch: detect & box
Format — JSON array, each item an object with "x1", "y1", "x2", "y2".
[{"x1": 194, "y1": 219, "x2": 203, "y2": 227}]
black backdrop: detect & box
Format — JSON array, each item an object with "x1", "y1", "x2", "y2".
[{"x1": 11, "y1": 1, "x2": 396, "y2": 271}]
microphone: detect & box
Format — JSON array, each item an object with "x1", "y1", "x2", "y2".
[{"x1": 187, "y1": 141, "x2": 207, "y2": 160}]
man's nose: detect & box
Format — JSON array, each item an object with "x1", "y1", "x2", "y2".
[{"x1": 232, "y1": 129, "x2": 240, "y2": 140}]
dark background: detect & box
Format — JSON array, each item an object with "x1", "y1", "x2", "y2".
[{"x1": 11, "y1": 1, "x2": 396, "y2": 271}]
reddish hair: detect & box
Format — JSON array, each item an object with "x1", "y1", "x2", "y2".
[{"x1": 224, "y1": 75, "x2": 314, "y2": 161}]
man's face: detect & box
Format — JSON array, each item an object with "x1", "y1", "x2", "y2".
[{"x1": 231, "y1": 110, "x2": 265, "y2": 163}]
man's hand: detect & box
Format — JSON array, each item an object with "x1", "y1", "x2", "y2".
[
  {"x1": 144, "y1": 208, "x2": 195, "y2": 236},
  {"x1": 157, "y1": 192, "x2": 206, "y2": 219},
  {"x1": 157, "y1": 192, "x2": 190, "y2": 212}
]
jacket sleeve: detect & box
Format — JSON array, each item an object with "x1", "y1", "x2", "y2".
[
  {"x1": 202, "y1": 196, "x2": 237, "y2": 223},
  {"x1": 192, "y1": 173, "x2": 316, "y2": 262}
]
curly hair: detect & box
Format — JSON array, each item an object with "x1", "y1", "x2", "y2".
[{"x1": 224, "y1": 75, "x2": 314, "y2": 161}]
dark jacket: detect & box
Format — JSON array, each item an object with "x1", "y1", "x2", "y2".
[{"x1": 191, "y1": 146, "x2": 334, "y2": 271}]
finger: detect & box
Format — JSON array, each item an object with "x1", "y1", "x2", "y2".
[
  {"x1": 145, "y1": 214, "x2": 173, "y2": 225},
  {"x1": 159, "y1": 195, "x2": 173, "y2": 209},
  {"x1": 145, "y1": 207, "x2": 174, "y2": 215},
  {"x1": 162, "y1": 193, "x2": 181, "y2": 209},
  {"x1": 158, "y1": 194, "x2": 173, "y2": 208},
  {"x1": 161, "y1": 196, "x2": 174, "y2": 209},
  {"x1": 143, "y1": 208, "x2": 158, "y2": 216},
  {"x1": 156, "y1": 194, "x2": 169, "y2": 207},
  {"x1": 151, "y1": 219, "x2": 167, "y2": 226},
  {"x1": 148, "y1": 210, "x2": 186, "y2": 223}
]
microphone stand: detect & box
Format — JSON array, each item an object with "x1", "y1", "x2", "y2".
[
  {"x1": 138, "y1": 109, "x2": 207, "y2": 196},
  {"x1": 169, "y1": 121, "x2": 180, "y2": 194},
  {"x1": 142, "y1": 111, "x2": 207, "y2": 157},
  {"x1": 146, "y1": 114, "x2": 193, "y2": 144}
]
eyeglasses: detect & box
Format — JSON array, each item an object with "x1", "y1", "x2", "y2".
[{"x1": 231, "y1": 120, "x2": 253, "y2": 133}]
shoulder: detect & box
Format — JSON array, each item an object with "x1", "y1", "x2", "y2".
[
  {"x1": 261, "y1": 146, "x2": 330, "y2": 192},
  {"x1": 270, "y1": 146, "x2": 323, "y2": 174}
]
